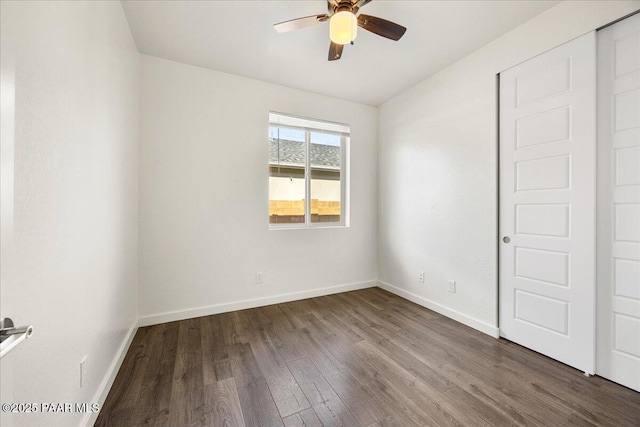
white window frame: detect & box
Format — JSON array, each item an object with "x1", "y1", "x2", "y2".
[{"x1": 269, "y1": 112, "x2": 349, "y2": 230}]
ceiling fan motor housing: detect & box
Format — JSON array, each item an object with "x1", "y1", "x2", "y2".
[{"x1": 331, "y1": 1, "x2": 356, "y2": 16}]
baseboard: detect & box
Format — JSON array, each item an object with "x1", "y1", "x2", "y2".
[
  {"x1": 377, "y1": 280, "x2": 500, "y2": 338},
  {"x1": 82, "y1": 319, "x2": 138, "y2": 427},
  {"x1": 138, "y1": 280, "x2": 377, "y2": 327}
]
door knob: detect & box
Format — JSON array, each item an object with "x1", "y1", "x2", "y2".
[{"x1": 503, "y1": 236, "x2": 511, "y2": 243}]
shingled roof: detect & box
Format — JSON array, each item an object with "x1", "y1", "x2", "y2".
[{"x1": 269, "y1": 139, "x2": 340, "y2": 169}]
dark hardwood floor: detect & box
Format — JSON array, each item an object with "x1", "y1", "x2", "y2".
[{"x1": 95, "y1": 288, "x2": 640, "y2": 426}]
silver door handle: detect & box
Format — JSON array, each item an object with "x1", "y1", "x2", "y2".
[
  {"x1": 0, "y1": 317, "x2": 33, "y2": 358},
  {"x1": 502, "y1": 236, "x2": 511, "y2": 243},
  {"x1": 0, "y1": 325, "x2": 32, "y2": 338},
  {"x1": 0, "y1": 317, "x2": 33, "y2": 342}
]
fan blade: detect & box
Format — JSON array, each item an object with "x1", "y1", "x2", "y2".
[
  {"x1": 355, "y1": 0, "x2": 373, "y2": 8},
  {"x1": 328, "y1": 42, "x2": 343, "y2": 61},
  {"x1": 274, "y1": 14, "x2": 328, "y2": 33},
  {"x1": 357, "y1": 14, "x2": 406, "y2": 41}
]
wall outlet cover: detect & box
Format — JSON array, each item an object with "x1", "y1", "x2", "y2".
[
  {"x1": 80, "y1": 355, "x2": 88, "y2": 388},
  {"x1": 448, "y1": 280, "x2": 456, "y2": 293}
]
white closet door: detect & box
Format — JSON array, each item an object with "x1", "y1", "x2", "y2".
[
  {"x1": 499, "y1": 32, "x2": 596, "y2": 374},
  {"x1": 597, "y1": 13, "x2": 640, "y2": 392}
]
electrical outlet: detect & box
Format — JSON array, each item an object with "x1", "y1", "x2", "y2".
[
  {"x1": 256, "y1": 272, "x2": 264, "y2": 284},
  {"x1": 448, "y1": 280, "x2": 456, "y2": 293},
  {"x1": 80, "y1": 355, "x2": 88, "y2": 388},
  {"x1": 418, "y1": 271, "x2": 425, "y2": 283}
]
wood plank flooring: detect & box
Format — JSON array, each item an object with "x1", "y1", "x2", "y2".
[{"x1": 95, "y1": 288, "x2": 640, "y2": 426}]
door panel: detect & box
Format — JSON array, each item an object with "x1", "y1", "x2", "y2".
[
  {"x1": 500, "y1": 32, "x2": 596, "y2": 374},
  {"x1": 596, "y1": 12, "x2": 640, "y2": 392}
]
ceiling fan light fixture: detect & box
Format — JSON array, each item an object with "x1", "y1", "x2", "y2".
[
  {"x1": 274, "y1": 1, "x2": 406, "y2": 61},
  {"x1": 329, "y1": 11, "x2": 357, "y2": 45}
]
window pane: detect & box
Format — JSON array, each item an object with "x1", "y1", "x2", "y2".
[
  {"x1": 310, "y1": 132, "x2": 341, "y2": 223},
  {"x1": 269, "y1": 126, "x2": 306, "y2": 224}
]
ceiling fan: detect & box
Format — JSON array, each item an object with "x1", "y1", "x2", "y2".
[{"x1": 274, "y1": 0, "x2": 407, "y2": 61}]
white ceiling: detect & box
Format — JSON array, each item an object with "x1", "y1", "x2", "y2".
[{"x1": 121, "y1": 0, "x2": 560, "y2": 106}]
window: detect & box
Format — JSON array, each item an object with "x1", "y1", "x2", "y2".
[{"x1": 269, "y1": 112, "x2": 349, "y2": 228}]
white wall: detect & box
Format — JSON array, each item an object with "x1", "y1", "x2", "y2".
[
  {"x1": 0, "y1": 1, "x2": 139, "y2": 426},
  {"x1": 377, "y1": 1, "x2": 640, "y2": 336},
  {"x1": 138, "y1": 55, "x2": 378, "y2": 323}
]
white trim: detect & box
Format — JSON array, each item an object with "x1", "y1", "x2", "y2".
[
  {"x1": 82, "y1": 319, "x2": 138, "y2": 427},
  {"x1": 269, "y1": 111, "x2": 350, "y2": 134},
  {"x1": 377, "y1": 281, "x2": 500, "y2": 338},
  {"x1": 305, "y1": 129, "x2": 311, "y2": 224},
  {"x1": 138, "y1": 281, "x2": 377, "y2": 327}
]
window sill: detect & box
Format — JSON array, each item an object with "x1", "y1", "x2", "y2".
[{"x1": 269, "y1": 224, "x2": 349, "y2": 231}]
